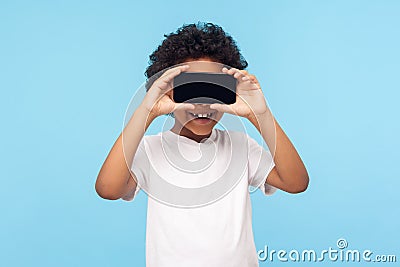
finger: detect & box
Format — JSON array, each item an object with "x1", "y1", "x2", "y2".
[
  {"x1": 233, "y1": 70, "x2": 246, "y2": 79},
  {"x1": 222, "y1": 67, "x2": 241, "y2": 76},
  {"x1": 241, "y1": 75, "x2": 250, "y2": 81},
  {"x1": 239, "y1": 70, "x2": 250, "y2": 79},
  {"x1": 223, "y1": 67, "x2": 250, "y2": 83},
  {"x1": 162, "y1": 65, "x2": 190, "y2": 83},
  {"x1": 222, "y1": 68, "x2": 259, "y2": 89},
  {"x1": 166, "y1": 87, "x2": 173, "y2": 98},
  {"x1": 157, "y1": 66, "x2": 190, "y2": 89},
  {"x1": 239, "y1": 74, "x2": 256, "y2": 84},
  {"x1": 242, "y1": 74, "x2": 259, "y2": 87},
  {"x1": 160, "y1": 64, "x2": 189, "y2": 79},
  {"x1": 237, "y1": 78, "x2": 260, "y2": 91},
  {"x1": 248, "y1": 74, "x2": 259, "y2": 83},
  {"x1": 154, "y1": 65, "x2": 189, "y2": 92}
]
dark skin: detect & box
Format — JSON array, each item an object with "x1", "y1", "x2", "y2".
[
  {"x1": 171, "y1": 58, "x2": 309, "y2": 194},
  {"x1": 95, "y1": 57, "x2": 308, "y2": 201}
]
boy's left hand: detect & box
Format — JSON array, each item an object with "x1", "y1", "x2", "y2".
[{"x1": 209, "y1": 67, "x2": 269, "y2": 120}]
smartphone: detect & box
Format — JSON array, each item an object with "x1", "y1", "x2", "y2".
[{"x1": 173, "y1": 72, "x2": 237, "y2": 104}]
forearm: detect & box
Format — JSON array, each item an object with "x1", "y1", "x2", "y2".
[
  {"x1": 95, "y1": 105, "x2": 155, "y2": 199},
  {"x1": 248, "y1": 109, "x2": 309, "y2": 191}
]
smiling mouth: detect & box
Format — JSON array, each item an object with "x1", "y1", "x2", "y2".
[
  {"x1": 188, "y1": 111, "x2": 215, "y2": 119},
  {"x1": 187, "y1": 111, "x2": 216, "y2": 124}
]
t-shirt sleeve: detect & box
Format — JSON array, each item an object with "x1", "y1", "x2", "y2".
[
  {"x1": 246, "y1": 134, "x2": 278, "y2": 196},
  {"x1": 121, "y1": 138, "x2": 148, "y2": 201}
]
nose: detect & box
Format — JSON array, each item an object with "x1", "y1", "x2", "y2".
[
  {"x1": 194, "y1": 104, "x2": 210, "y2": 107},
  {"x1": 193, "y1": 103, "x2": 212, "y2": 111},
  {"x1": 190, "y1": 103, "x2": 217, "y2": 113}
]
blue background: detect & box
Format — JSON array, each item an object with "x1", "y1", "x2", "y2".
[{"x1": 1, "y1": 0, "x2": 399, "y2": 266}]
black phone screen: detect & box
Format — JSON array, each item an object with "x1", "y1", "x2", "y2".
[{"x1": 173, "y1": 72, "x2": 237, "y2": 104}]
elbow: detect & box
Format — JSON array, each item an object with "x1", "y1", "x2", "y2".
[
  {"x1": 285, "y1": 173, "x2": 309, "y2": 194},
  {"x1": 95, "y1": 178, "x2": 121, "y2": 200}
]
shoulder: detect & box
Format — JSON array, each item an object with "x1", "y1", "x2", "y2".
[{"x1": 137, "y1": 132, "x2": 163, "y2": 149}]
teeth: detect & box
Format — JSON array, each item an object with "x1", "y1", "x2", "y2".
[{"x1": 190, "y1": 112, "x2": 213, "y2": 118}]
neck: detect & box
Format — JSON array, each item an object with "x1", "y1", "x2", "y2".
[{"x1": 170, "y1": 123, "x2": 212, "y2": 143}]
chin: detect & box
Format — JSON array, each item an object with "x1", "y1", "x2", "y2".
[
  {"x1": 173, "y1": 110, "x2": 222, "y2": 136},
  {"x1": 185, "y1": 123, "x2": 215, "y2": 136}
]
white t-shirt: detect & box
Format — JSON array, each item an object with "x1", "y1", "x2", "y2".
[{"x1": 122, "y1": 128, "x2": 277, "y2": 267}]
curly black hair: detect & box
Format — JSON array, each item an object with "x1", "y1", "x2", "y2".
[{"x1": 144, "y1": 21, "x2": 248, "y2": 91}]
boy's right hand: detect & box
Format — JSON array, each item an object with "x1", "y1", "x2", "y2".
[{"x1": 140, "y1": 65, "x2": 195, "y2": 118}]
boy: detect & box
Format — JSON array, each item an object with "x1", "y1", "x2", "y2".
[{"x1": 95, "y1": 22, "x2": 309, "y2": 267}]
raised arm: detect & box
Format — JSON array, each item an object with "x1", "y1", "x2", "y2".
[
  {"x1": 210, "y1": 66, "x2": 309, "y2": 194},
  {"x1": 95, "y1": 106, "x2": 155, "y2": 200},
  {"x1": 248, "y1": 111, "x2": 309, "y2": 193},
  {"x1": 95, "y1": 65, "x2": 194, "y2": 200}
]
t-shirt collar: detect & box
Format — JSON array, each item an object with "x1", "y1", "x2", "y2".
[{"x1": 162, "y1": 128, "x2": 218, "y2": 146}]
